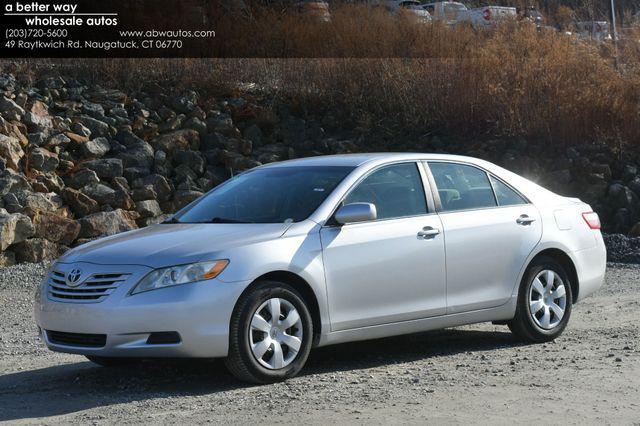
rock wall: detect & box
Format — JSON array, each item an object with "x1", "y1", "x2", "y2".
[{"x1": 0, "y1": 71, "x2": 639, "y2": 265}]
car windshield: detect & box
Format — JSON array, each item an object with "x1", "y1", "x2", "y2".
[{"x1": 172, "y1": 166, "x2": 354, "y2": 224}]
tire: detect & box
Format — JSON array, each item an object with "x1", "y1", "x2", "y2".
[
  {"x1": 224, "y1": 281, "x2": 313, "y2": 384},
  {"x1": 508, "y1": 256, "x2": 573, "y2": 343},
  {"x1": 85, "y1": 355, "x2": 141, "y2": 367}
]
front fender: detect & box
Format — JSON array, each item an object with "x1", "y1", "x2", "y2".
[{"x1": 215, "y1": 221, "x2": 331, "y2": 334}]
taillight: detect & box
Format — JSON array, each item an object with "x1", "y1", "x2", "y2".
[
  {"x1": 483, "y1": 9, "x2": 492, "y2": 20},
  {"x1": 582, "y1": 212, "x2": 601, "y2": 230}
]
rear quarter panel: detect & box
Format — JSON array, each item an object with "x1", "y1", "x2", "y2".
[
  {"x1": 513, "y1": 200, "x2": 606, "y2": 302},
  {"x1": 475, "y1": 159, "x2": 605, "y2": 302}
]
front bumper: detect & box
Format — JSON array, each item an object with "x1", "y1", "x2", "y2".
[{"x1": 34, "y1": 262, "x2": 250, "y2": 358}]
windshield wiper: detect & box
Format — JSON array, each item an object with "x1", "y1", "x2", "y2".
[
  {"x1": 162, "y1": 216, "x2": 252, "y2": 224},
  {"x1": 162, "y1": 216, "x2": 181, "y2": 224},
  {"x1": 208, "y1": 217, "x2": 253, "y2": 224}
]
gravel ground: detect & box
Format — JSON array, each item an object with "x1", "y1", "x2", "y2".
[{"x1": 0, "y1": 263, "x2": 638, "y2": 425}]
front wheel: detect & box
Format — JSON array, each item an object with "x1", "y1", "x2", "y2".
[
  {"x1": 508, "y1": 256, "x2": 573, "y2": 343},
  {"x1": 224, "y1": 281, "x2": 313, "y2": 384}
]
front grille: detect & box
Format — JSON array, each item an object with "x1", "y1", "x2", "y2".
[
  {"x1": 48, "y1": 270, "x2": 130, "y2": 303},
  {"x1": 47, "y1": 330, "x2": 107, "y2": 348}
]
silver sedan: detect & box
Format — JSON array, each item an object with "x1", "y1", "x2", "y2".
[{"x1": 34, "y1": 153, "x2": 606, "y2": 383}]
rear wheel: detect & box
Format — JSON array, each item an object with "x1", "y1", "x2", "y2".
[
  {"x1": 85, "y1": 356, "x2": 141, "y2": 367},
  {"x1": 224, "y1": 281, "x2": 313, "y2": 384},
  {"x1": 508, "y1": 256, "x2": 573, "y2": 342}
]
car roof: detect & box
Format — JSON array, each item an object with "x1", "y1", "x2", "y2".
[{"x1": 259, "y1": 153, "x2": 485, "y2": 168}]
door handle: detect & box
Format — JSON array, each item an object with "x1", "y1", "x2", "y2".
[
  {"x1": 516, "y1": 215, "x2": 536, "y2": 225},
  {"x1": 417, "y1": 226, "x2": 440, "y2": 239}
]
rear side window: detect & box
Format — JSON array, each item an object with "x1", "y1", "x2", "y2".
[
  {"x1": 490, "y1": 175, "x2": 527, "y2": 206},
  {"x1": 428, "y1": 162, "x2": 497, "y2": 211},
  {"x1": 343, "y1": 163, "x2": 427, "y2": 220}
]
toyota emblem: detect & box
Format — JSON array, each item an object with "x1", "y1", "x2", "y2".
[{"x1": 66, "y1": 268, "x2": 83, "y2": 287}]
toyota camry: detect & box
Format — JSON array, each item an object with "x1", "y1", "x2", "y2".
[{"x1": 34, "y1": 153, "x2": 606, "y2": 383}]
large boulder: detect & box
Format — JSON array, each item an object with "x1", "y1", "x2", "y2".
[
  {"x1": 607, "y1": 183, "x2": 639, "y2": 211},
  {"x1": 0, "y1": 134, "x2": 24, "y2": 170},
  {"x1": 31, "y1": 210, "x2": 80, "y2": 245},
  {"x1": 0, "y1": 115, "x2": 29, "y2": 146},
  {"x1": 0, "y1": 74, "x2": 16, "y2": 91},
  {"x1": 206, "y1": 113, "x2": 237, "y2": 136},
  {"x1": 243, "y1": 124, "x2": 263, "y2": 147},
  {"x1": 0, "y1": 169, "x2": 32, "y2": 196},
  {"x1": 76, "y1": 115, "x2": 111, "y2": 137},
  {"x1": 28, "y1": 148, "x2": 59, "y2": 172},
  {"x1": 628, "y1": 177, "x2": 640, "y2": 198},
  {"x1": 78, "y1": 209, "x2": 139, "y2": 238},
  {"x1": 65, "y1": 169, "x2": 100, "y2": 189},
  {"x1": 118, "y1": 140, "x2": 154, "y2": 169},
  {"x1": 35, "y1": 173, "x2": 64, "y2": 193},
  {"x1": 185, "y1": 117, "x2": 207, "y2": 136},
  {"x1": 139, "y1": 214, "x2": 171, "y2": 227},
  {"x1": 46, "y1": 133, "x2": 71, "y2": 148},
  {"x1": 15, "y1": 191, "x2": 63, "y2": 212},
  {"x1": 0, "y1": 251, "x2": 16, "y2": 267},
  {"x1": 111, "y1": 189, "x2": 135, "y2": 210},
  {"x1": 201, "y1": 132, "x2": 227, "y2": 151},
  {"x1": 83, "y1": 158, "x2": 123, "y2": 179},
  {"x1": 3, "y1": 193, "x2": 22, "y2": 213},
  {"x1": 0, "y1": 213, "x2": 35, "y2": 250},
  {"x1": 135, "y1": 199, "x2": 162, "y2": 219},
  {"x1": 134, "y1": 174, "x2": 173, "y2": 202},
  {"x1": 81, "y1": 101, "x2": 105, "y2": 119},
  {"x1": 0, "y1": 96, "x2": 26, "y2": 117},
  {"x1": 24, "y1": 100, "x2": 53, "y2": 131},
  {"x1": 170, "y1": 91, "x2": 198, "y2": 114},
  {"x1": 61, "y1": 187, "x2": 99, "y2": 217},
  {"x1": 123, "y1": 166, "x2": 150, "y2": 183},
  {"x1": 65, "y1": 131, "x2": 89, "y2": 145},
  {"x1": 151, "y1": 129, "x2": 199, "y2": 153},
  {"x1": 81, "y1": 183, "x2": 116, "y2": 206},
  {"x1": 132, "y1": 185, "x2": 157, "y2": 201},
  {"x1": 80, "y1": 137, "x2": 111, "y2": 158},
  {"x1": 174, "y1": 189, "x2": 203, "y2": 209},
  {"x1": 174, "y1": 150, "x2": 205, "y2": 175},
  {"x1": 13, "y1": 238, "x2": 62, "y2": 263}
]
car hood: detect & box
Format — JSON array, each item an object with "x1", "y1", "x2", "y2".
[{"x1": 59, "y1": 223, "x2": 291, "y2": 268}]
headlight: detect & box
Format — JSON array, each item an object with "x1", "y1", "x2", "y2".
[{"x1": 130, "y1": 260, "x2": 229, "y2": 295}]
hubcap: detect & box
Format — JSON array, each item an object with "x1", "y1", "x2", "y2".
[
  {"x1": 528, "y1": 269, "x2": 567, "y2": 330},
  {"x1": 249, "y1": 298, "x2": 303, "y2": 370}
]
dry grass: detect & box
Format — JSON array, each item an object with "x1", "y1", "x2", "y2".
[{"x1": 7, "y1": 5, "x2": 640, "y2": 147}]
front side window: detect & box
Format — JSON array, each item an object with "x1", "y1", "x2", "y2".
[
  {"x1": 428, "y1": 162, "x2": 497, "y2": 212},
  {"x1": 174, "y1": 166, "x2": 354, "y2": 224},
  {"x1": 490, "y1": 175, "x2": 527, "y2": 206},
  {"x1": 343, "y1": 163, "x2": 427, "y2": 220}
]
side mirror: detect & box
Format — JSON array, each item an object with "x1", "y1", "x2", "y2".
[{"x1": 334, "y1": 203, "x2": 377, "y2": 225}]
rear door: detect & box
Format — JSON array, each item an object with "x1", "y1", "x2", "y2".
[{"x1": 426, "y1": 161, "x2": 542, "y2": 314}]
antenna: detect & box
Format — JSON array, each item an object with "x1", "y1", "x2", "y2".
[{"x1": 609, "y1": 0, "x2": 618, "y2": 68}]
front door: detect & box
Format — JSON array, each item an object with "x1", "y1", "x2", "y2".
[{"x1": 320, "y1": 162, "x2": 447, "y2": 331}]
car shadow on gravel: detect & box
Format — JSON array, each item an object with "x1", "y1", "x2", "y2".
[
  {"x1": 0, "y1": 328, "x2": 524, "y2": 421},
  {"x1": 304, "y1": 328, "x2": 523, "y2": 373}
]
